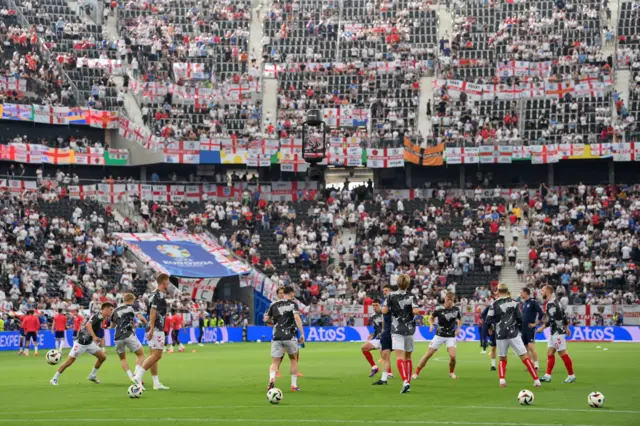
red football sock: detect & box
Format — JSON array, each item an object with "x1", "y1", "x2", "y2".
[
  {"x1": 362, "y1": 350, "x2": 376, "y2": 367},
  {"x1": 396, "y1": 359, "x2": 406, "y2": 381},
  {"x1": 546, "y1": 354, "x2": 556, "y2": 376},
  {"x1": 498, "y1": 359, "x2": 507, "y2": 379},
  {"x1": 387, "y1": 367, "x2": 392, "y2": 374},
  {"x1": 406, "y1": 360, "x2": 413, "y2": 383},
  {"x1": 415, "y1": 366, "x2": 422, "y2": 375},
  {"x1": 523, "y1": 358, "x2": 539, "y2": 380},
  {"x1": 561, "y1": 354, "x2": 574, "y2": 375}
]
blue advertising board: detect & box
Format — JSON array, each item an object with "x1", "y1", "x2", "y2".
[
  {"x1": 1, "y1": 326, "x2": 638, "y2": 351},
  {"x1": 128, "y1": 240, "x2": 240, "y2": 278}
]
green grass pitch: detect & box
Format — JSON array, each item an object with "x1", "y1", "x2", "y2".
[{"x1": 0, "y1": 342, "x2": 637, "y2": 425}]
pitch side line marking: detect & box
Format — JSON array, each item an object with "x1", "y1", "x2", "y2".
[
  {"x1": 0, "y1": 419, "x2": 617, "y2": 426},
  {"x1": 6, "y1": 405, "x2": 639, "y2": 415}
]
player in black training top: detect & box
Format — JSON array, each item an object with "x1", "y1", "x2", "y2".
[
  {"x1": 133, "y1": 273, "x2": 170, "y2": 390},
  {"x1": 413, "y1": 291, "x2": 462, "y2": 380},
  {"x1": 479, "y1": 289, "x2": 499, "y2": 371},
  {"x1": 361, "y1": 299, "x2": 383, "y2": 377},
  {"x1": 113, "y1": 293, "x2": 148, "y2": 383},
  {"x1": 486, "y1": 283, "x2": 540, "y2": 388},
  {"x1": 536, "y1": 285, "x2": 576, "y2": 383},
  {"x1": 382, "y1": 274, "x2": 419, "y2": 394},
  {"x1": 373, "y1": 285, "x2": 394, "y2": 385},
  {"x1": 264, "y1": 286, "x2": 305, "y2": 392},
  {"x1": 50, "y1": 302, "x2": 114, "y2": 386}
]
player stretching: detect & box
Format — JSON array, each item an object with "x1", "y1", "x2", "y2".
[
  {"x1": 383, "y1": 274, "x2": 419, "y2": 394},
  {"x1": 50, "y1": 303, "x2": 114, "y2": 385},
  {"x1": 413, "y1": 292, "x2": 461, "y2": 380},
  {"x1": 485, "y1": 283, "x2": 541, "y2": 388},
  {"x1": 361, "y1": 299, "x2": 383, "y2": 377},
  {"x1": 133, "y1": 273, "x2": 171, "y2": 390},
  {"x1": 373, "y1": 285, "x2": 394, "y2": 385},
  {"x1": 113, "y1": 293, "x2": 148, "y2": 383},
  {"x1": 52, "y1": 309, "x2": 68, "y2": 353},
  {"x1": 264, "y1": 286, "x2": 305, "y2": 392},
  {"x1": 520, "y1": 288, "x2": 543, "y2": 370},
  {"x1": 537, "y1": 285, "x2": 576, "y2": 383},
  {"x1": 169, "y1": 310, "x2": 185, "y2": 353},
  {"x1": 21, "y1": 310, "x2": 41, "y2": 357}
]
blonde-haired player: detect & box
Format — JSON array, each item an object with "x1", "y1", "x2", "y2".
[
  {"x1": 413, "y1": 291, "x2": 461, "y2": 380},
  {"x1": 112, "y1": 293, "x2": 148, "y2": 382}
]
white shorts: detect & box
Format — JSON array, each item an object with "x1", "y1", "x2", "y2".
[
  {"x1": 497, "y1": 336, "x2": 527, "y2": 357},
  {"x1": 368, "y1": 339, "x2": 381, "y2": 350},
  {"x1": 115, "y1": 334, "x2": 143, "y2": 354},
  {"x1": 429, "y1": 335, "x2": 457, "y2": 350},
  {"x1": 149, "y1": 331, "x2": 166, "y2": 350},
  {"x1": 548, "y1": 333, "x2": 568, "y2": 352},
  {"x1": 69, "y1": 342, "x2": 101, "y2": 359},
  {"x1": 392, "y1": 334, "x2": 415, "y2": 352},
  {"x1": 271, "y1": 339, "x2": 298, "y2": 358}
]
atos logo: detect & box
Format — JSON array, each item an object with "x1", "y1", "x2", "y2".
[
  {"x1": 570, "y1": 327, "x2": 615, "y2": 342},
  {"x1": 306, "y1": 327, "x2": 347, "y2": 342}
]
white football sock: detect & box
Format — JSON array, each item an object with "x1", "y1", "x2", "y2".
[
  {"x1": 179, "y1": 344, "x2": 184, "y2": 350},
  {"x1": 34, "y1": 347, "x2": 38, "y2": 354},
  {"x1": 152, "y1": 375, "x2": 161, "y2": 386},
  {"x1": 269, "y1": 370, "x2": 276, "y2": 381},
  {"x1": 90, "y1": 368, "x2": 99, "y2": 377},
  {"x1": 53, "y1": 372, "x2": 61, "y2": 380},
  {"x1": 491, "y1": 359, "x2": 496, "y2": 368},
  {"x1": 381, "y1": 371, "x2": 389, "y2": 381},
  {"x1": 291, "y1": 375, "x2": 298, "y2": 387},
  {"x1": 134, "y1": 365, "x2": 143, "y2": 376},
  {"x1": 534, "y1": 361, "x2": 539, "y2": 368},
  {"x1": 126, "y1": 370, "x2": 133, "y2": 379}
]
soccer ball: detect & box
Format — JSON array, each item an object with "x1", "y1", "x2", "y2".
[
  {"x1": 517, "y1": 389, "x2": 535, "y2": 405},
  {"x1": 588, "y1": 392, "x2": 605, "y2": 408},
  {"x1": 45, "y1": 350, "x2": 62, "y2": 365},
  {"x1": 127, "y1": 384, "x2": 144, "y2": 399},
  {"x1": 267, "y1": 387, "x2": 283, "y2": 404}
]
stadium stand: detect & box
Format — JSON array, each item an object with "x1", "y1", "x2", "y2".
[{"x1": 0, "y1": 0, "x2": 638, "y2": 328}]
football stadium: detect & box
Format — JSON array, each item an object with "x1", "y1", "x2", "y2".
[{"x1": 0, "y1": 0, "x2": 638, "y2": 424}]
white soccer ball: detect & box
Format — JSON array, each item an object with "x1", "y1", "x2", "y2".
[
  {"x1": 517, "y1": 389, "x2": 535, "y2": 405},
  {"x1": 267, "y1": 387, "x2": 283, "y2": 404},
  {"x1": 588, "y1": 392, "x2": 605, "y2": 408},
  {"x1": 257, "y1": 339, "x2": 262, "y2": 343},
  {"x1": 45, "y1": 350, "x2": 62, "y2": 365},
  {"x1": 128, "y1": 384, "x2": 144, "y2": 399}
]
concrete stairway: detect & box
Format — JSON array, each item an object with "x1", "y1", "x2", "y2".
[{"x1": 500, "y1": 225, "x2": 530, "y2": 295}]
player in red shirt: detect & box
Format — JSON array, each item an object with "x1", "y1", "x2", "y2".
[
  {"x1": 163, "y1": 310, "x2": 172, "y2": 353},
  {"x1": 51, "y1": 309, "x2": 68, "y2": 353},
  {"x1": 21, "y1": 310, "x2": 41, "y2": 356},
  {"x1": 72, "y1": 312, "x2": 85, "y2": 339},
  {"x1": 169, "y1": 310, "x2": 185, "y2": 353}
]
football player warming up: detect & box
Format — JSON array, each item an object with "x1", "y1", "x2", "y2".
[
  {"x1": 112, "y1": 293, "x2": 148, "y2": 383},
  {"x1": 50, "y1": 303, "x2": 114, "y2": 385},
  {"x1": 413, "y1": 292, "x2": 462, "y2": 380},
  {"x1": 361, "y1": 299, "x2": 384, "y2": 377},
  {"x1": 264, "y1": 286, "x2": 305, "y2": 392},
  {"x1": 485, "y1": 283, "x2": 541, "y2": 388},
  {"x1": 372, "y1": 285, "x2": 394, "y2": 385},
  {"x1": 537, "y1": 285, "x2": 576, "y2": 383},
  {"x1": 383, "y1": 274, "x2": 420, "y2": 394}
]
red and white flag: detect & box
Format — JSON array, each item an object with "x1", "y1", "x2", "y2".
[{"x1": 366, "y1": 148, "x2": 404, "y2": 168}]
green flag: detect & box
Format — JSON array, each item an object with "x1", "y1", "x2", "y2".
[{"x1": 104, "y1": 149, "x2": 128, "y2": 165}]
